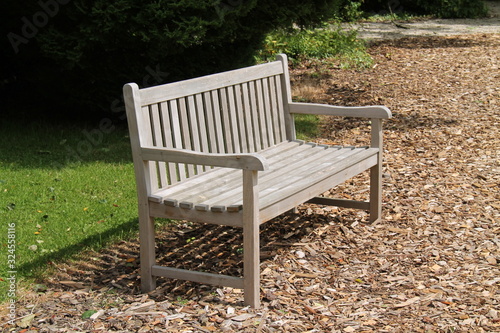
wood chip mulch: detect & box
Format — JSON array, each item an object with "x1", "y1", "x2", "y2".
[{"x1": 2, "y1": 33, "x2": 499, "y2": 332}]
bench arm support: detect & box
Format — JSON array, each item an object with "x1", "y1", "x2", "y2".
[
  {"x1": 141, "y1": 146, "x2": 269, "y2": 171},
  {"x1": 289, "y1": 102, "x2": 392, "y2": 119}
]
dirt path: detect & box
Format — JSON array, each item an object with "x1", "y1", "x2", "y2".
[{"x1": 351, "y1": 0, "x2": 499, "y2": 41}]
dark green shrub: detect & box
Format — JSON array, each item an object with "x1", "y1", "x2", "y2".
[
  {"x1": 1, "y1": 0, "x2": 343, "y2": 118},
  {"x1": 413, "y1": 0, "x2": 488, "y2": 18}
]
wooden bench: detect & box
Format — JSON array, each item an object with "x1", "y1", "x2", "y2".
[{"x1": 123, "y1": 54, "x2": 391, "y2": 308}]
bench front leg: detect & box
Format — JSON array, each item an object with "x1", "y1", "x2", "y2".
[
  {"x1": 242, "y1": 169, "x2": 260, "y2": 308},
  {"x1": 369, "y1": 118, "x2": 383, "y2": 223},
  {"x1": 139, "y1": 207, "x2": 157, "y2": 292}
]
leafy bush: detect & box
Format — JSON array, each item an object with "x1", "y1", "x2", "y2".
[
  {"x1": 255, "y1": 26, "x2": 373, "y2": 68},
  {"x1": 0, "y1": 0, "x2": 344, "y2": 118}
]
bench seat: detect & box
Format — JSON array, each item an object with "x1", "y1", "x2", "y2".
[{"x1": 148, "y1": 140, "x2": 378, "y2": 226}]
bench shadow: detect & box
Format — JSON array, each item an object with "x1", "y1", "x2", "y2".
[
  {"x1": 43, "y1": 209, "x2": 350, "y2": 305},
  {"x1": 18, "y1": 218, "x2": 139, "y2": 277}
]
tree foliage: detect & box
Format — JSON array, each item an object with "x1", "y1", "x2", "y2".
[{"x1": 1, "y1": 0, "x2": 343, "y2": 118}]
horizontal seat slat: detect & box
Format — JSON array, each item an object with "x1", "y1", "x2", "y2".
[
  {"x1": 259, "y1": 155, "x2": 378, "y2": 222},
  {"x1": 207, "y1": 147, "x2": 375, "y2": 209},
  {"x1": 200, "y1": 144, "x2": 343, "y2": 207},
  {"x1": 149, "y1": 143, "x2": 377, "y2": 215},
  {"x1": 177, "y1": 143, "x2": 327, "y2": 206},
  {"x1": 149, "y1": 140, "x2": 304, "y2": 201},
  {"x1": 260, "y1": 149, "x2": 378, "y2": 210}
]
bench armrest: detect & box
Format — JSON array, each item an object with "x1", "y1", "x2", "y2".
[
  {"x1": 289, "y1": 102, "x2": 392, "y2": 119},
  {"x1": 141, "y1": 146, "x2": 269, "y2": 171}
]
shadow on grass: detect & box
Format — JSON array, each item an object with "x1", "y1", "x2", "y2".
[
  {"x1": 0, "y1": 118, "x2": 132, "y2": 170},
  {"x1": 17, "y1": 218, "x2": 139, "y2": 278}
]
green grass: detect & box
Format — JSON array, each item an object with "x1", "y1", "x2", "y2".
[
  {"x1": 0, "y1": 119, "x2": 139, "y2": 301},
  {"x1": 294, "y1": 114, "x2": 321, "y2": 141}
]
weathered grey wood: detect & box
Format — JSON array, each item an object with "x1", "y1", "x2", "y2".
[
  {"x1": 141, "y1": 146, "x2": 268, "y2": 171},
  {"x1": 140, "y1": 61, "x2": 284, "y2": 105},
  {"x1": 201, "y1": 145, "x2": 352, "y2": 207},
  {"x1": 169, "y1": 99, "x2": 187, "y2": 183},
  {"x1": 289, "y1": 102, "x2": 392, "y2": 119},
  {"x1": 149, "y1": 201, "x2": 243, "y2": 227},
  {"x1": 151, "y1": 265, "x2": 244, "y2": 289},
  {"x1": 149, "y1": 141, "x2": 304, "y2": 203},
  {"x1": 259, "y1": 155, "x2": 379, "y2": 222},
  {"x1": 159, "y1": 101, "x2": 178, "y2": 185},
  {"x1": 243, "y1": 169, "x2": 260, "y2": 308},
  {"x1": 247, "y1": 81, "x2": 262, "y2": 151},
  {"x1": 370, "y1": 118, "x2": 383, "y2": 223},
  {"x1": 149, "y1": 103, "x2": 168, "y2": 188},
  {"x1": 276, "y1": 54, "x2": 295, "y2": 141},
  {"x1": 255, "y1": 79, "x2": 270, "y2": 149},
  {"x1": 124, "y1": 54, "x2": 391, "y2": 307},
  {"x1": 307, "y1": 197, "x2": 371, "y2": 210},
  {"x1": 183, "y1": 143, "x2": 326, "y2": 207},
  {"x1": 123, "y1": 83, "x2": 157, "y2": 293}
]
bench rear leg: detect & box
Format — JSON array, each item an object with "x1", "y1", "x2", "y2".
[
  {"x1": 243, "y1": 170, "x2": 261, "y2": 308},
  {"x1": 369, "y1": 163, "x2": 382, "y2": 224},
  {"x1": 139, "y1": 212, "x2": 157, "y2": 292}
]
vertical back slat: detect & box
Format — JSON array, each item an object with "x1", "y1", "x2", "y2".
[
  {"x1": 226, "y1": 86, "x2": 241, "y2": 153},
  {"x1": 248, "y1": 81, "x2": 262, "y2": 151},
  {"x1": 261, "y1": 78, "x2": 275, "y2": 147},
  {"x1": 210, "y1": 90, "x2": 225, "y2": 153},
  {"x1": 169, "y1": 100, "x2": 187, "y2": 182},
  {"x1": 195, "y1": 94, "x2": 209, "y2": 154},
  {"x1": 142, "y1": 105, "x2": 159, "y2": 192},
  {"x1": 150, "y1": 103, "x2": 168, "y2": 188},
  {"x1": 159, "y1": 101, "x2": 177, "y2": 185},
  {"x1": 219, "y1": 88, "x2": 234, "y2": 153},
  {"x1": 241, "y1": 82, "x2": 256, "y2": 153},
  {"x1": 187, "y1": 95, "x2": 203, "y2": 174},
  {"x1": 255, "y1": 79, "x2": 269, "y2": 149},
  {"x1": 203, "y1": 91, "x2": 217, "y2": 154},
  {"x1": 178, "y1": 97, "x2": 196, "y2": 177},
  {"x1": 268, "y1": 77, "x2": 280, "y2": 145},
  {"x1": 271, "y1": 75, "x2": 287, "y2": 143},
  {"x1": 234, "y1": 84, "x2": 249, "y2": 153}
]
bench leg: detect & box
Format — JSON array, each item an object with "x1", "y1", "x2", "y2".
[
  {"x1": 243, "y1": 170, "x2": 260, "y2": 308},
  {"x1": 369, "y1": 118, "x2": 383, "y2": 224},
  {"x1": 369, "y1": 162, "x2": 382, "y2": 224},
  {"x1": 139, "y1": 211, "x2": 157, "y2": 292}
]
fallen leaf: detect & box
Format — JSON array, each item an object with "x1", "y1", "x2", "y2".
[
  {"x1": 231, "y1": 313, "x2": 255, "y2": 322},
  {"x1": 60, "y1": 281, "x2": 86, "y2": 289},
  {"x1": 394, "y1": 297, "x2": 421, "y2": 308},
  {"x1": 82, "y1": 310, "x2": 97, "y2": 319}
]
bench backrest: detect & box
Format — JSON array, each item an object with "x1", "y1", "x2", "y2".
[{"x1": 124, "y1": 54, "x2": 294, "y2": 191}]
